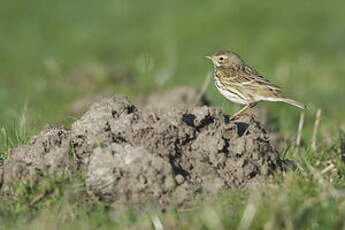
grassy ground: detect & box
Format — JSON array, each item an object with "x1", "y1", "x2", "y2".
[{"x1": 1, "y1": 0, "x2": 345, "y2": 229}]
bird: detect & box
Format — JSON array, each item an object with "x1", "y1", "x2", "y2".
[{"x1": 205, "y1": 50, "x2": 306, "y2": 120}]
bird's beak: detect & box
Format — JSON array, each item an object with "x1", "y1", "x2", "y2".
[{"x1": 205, "y1": 55, "x2": 212, "y2": 60}]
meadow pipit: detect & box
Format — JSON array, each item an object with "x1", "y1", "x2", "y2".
[{"x1": 206, "y1": 50, "x2": 306, "y2": 120}]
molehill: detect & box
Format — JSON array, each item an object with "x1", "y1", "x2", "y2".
[{"x1": 0, "y1": 86, "x2": 282, "y2": 208}]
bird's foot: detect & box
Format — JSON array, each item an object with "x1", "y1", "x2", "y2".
[{"x1": 229, "y1": 115, "x2": 241, "y2": 121}]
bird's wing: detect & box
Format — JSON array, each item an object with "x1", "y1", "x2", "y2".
[{"x1": 221, "y1": 65, "x2": 283, "y2": 98}]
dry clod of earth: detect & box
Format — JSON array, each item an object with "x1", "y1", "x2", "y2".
[
  {"x1": 0, "y1": 87, "x2": 282, "y2": 208},
  {"x1": 1, "y1": 126, "x2": 72, "y2": 193}
]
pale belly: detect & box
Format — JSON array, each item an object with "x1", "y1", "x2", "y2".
[{"x1": 214, "y1": 77, "x2": 250, "y2": 105}]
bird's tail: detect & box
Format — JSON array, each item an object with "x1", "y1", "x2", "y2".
[{"x1": 278, "y1": 97, "x2": 306, "y2": 109}]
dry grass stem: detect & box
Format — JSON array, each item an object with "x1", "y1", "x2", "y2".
[
  {"x1": 311, "y1": 109, "x2": 322, "y2": 151},
  {"x1": 321, "y1": 164, "x2": 335, "y2": 175},
  {"x1": 296, "y1": 112, "x2": 305, "y2": 146},
  {"x1": 193, "y1": 71, "x2": 212, "y2": 106},
  {"x1": 151, "y1": 214, "x2": 164, "y2": 230},
  {"x1": 237, "y1": 190, "x2": 262, "y2": 230}
]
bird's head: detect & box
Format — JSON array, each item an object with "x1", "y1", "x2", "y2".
[{"x1": 205, "y1": 50, "x2": 244, "y2": 68}]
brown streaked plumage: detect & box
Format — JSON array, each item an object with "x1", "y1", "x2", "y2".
[{"x1": 205, "y1": 50, "x2": 306, "y2": 120}]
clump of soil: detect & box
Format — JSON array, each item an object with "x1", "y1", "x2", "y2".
[
  {"x1": 1, "y1": 126, "x2": 72, "y2": 193},
  {"x1": 0, "y1": 87, "x2": 282, "y2": 208}
]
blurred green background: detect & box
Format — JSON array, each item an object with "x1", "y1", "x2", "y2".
[
  {"x1": 1, "y1": 0, "x2": 345, "y2": 229},
  {"x1": 1, "y1": 0, "x2": 344, "y2": 138}
]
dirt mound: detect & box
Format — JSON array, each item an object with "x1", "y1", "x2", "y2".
[
  {"x1": 1, "y1": 126, "x2": 73, "y2": 193},
  {"x1": 0, "y1": 88, "x2": 282, "y2": 208}
]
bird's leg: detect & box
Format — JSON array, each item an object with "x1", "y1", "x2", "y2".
[
  {"x1": 229, "y1": 103, "x2": 257, "y2": 121},
  {"x1": 229, "y1": 105, "x2": 250, "y2": 121}
]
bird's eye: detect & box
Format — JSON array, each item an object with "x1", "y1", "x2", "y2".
[{"x1": 219, "y1": 57, "x2": 224, "y2": 61}]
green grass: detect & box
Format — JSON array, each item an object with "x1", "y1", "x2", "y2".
[{"x1": 1, "y1": 0, "x2": 345, "y2": 228}]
